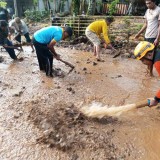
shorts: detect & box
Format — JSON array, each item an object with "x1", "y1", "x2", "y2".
[
  {"x1": 145, "y1": 38, "x2": 156, "y2": 44},
  {"x1": 85, "y1": 29, "x2": 101, "y2": 46},
  {"x1": 145, "y1": 38, "x2": 157, "y2": 50}
]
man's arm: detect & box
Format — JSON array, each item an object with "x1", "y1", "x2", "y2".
[
  {"x1": 47, "y1": 39, "x2": 60, "y2": 60},
  {"x1": 154, "y1": 21, "x2": 160, "y2": 46},
  {"x1": 102, "y1": 23, "x2": 110, "y2": 45},
  {"x1": 102, "y1": 23, "x2": 116, "y2": 50},
  {"x1": 135, "y1": 19, "x2": 147, "y2": 39}
]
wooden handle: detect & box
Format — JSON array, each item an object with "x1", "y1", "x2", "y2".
[
  {"x1": 3, "y1": 45, "x2": 19, "y2": 49},
  {"x1": 135, "y1": 100, "x2": 149, "y2": 108},
  {"x1": 59, "y1": 59, "x2": 74, "y2": 68}
]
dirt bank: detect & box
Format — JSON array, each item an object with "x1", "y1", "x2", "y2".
[{"x1": 1, "y1": 46, "x2": 160, "y2": 160}]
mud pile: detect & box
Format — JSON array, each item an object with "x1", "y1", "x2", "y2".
[
  {"x1": 56, "y1": 36, "x2": 139, "y2": 59},
  {"x1": 27, "y1": 99, "x2": 132, "y2": 159}
]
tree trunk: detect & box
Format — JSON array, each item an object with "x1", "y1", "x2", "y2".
[
  {"x1": 87, "y1": 0, "x2": 96, "y2": 15},
  {"x1": 66, "y1": 0, "x2": 70, "y2": 13},
  {"x1": 80, "y1": 0, "x2": 88, "y2": 14},
  {"x1": 47, "y1": 0, "x2": 51, "y2": 10},
  {"x1": 60, "y1": 0, "x2": 64, "y2": 12},
  {"x1": 14, "y1": 0, "x2": 18, "y2": 16},
  {"x1": 57, "y1": 0, "x2": 61, "y2": 13},
  {"x1": 43, "y1": 0, "x2": 49, "y2": 10},
  {"x1": 53, "y1": 0, "x2": 56, "y2": 14},
  {"x1": 73, "y1": 0, "x2": 80, "y2": 16}
]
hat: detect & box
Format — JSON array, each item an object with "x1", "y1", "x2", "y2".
[
  {"x1": 64, "y1": 26, "x2": 73, "y2": 37},
  {"x1": 134, "y1": 41, "x2": 154, "y2": 60},
  {"x1": 15, "y1": 17, "x2": 21, "y2": 24}
]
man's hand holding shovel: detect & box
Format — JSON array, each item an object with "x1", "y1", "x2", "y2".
[
  {"x1": 108, "y1": 43, "x2": 117, "y2": 51},
  {"x1": 54, "y1": 53, "x2": 61, "y2": 60},
  {"x1": 104, "y1": 42, "x2": 117, "y2": 51}
]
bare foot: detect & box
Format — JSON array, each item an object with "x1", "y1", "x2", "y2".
[
  {"x1": 145, "y1": 69, "x2": 154, "y2": 77},
  {"x1": 96, "y1": 58, "x2": 105, "y2": 62},
  {"x1": 18, "y1": 57, "x2": 24, "y2": 61},
  {"x1": 13, "y1": 57, "x2": 24, "y2": 62}
]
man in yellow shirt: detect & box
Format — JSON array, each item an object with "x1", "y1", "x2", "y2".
[{"x1": 85, "y1": 17, "x2": 115, "y2": 60}]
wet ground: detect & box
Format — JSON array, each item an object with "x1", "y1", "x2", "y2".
[{"x1": 1, "y1": 46, "x2": 160, "y2": 160}]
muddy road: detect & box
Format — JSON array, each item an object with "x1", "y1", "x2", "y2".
[{"x1": 1, "y1": 47, "x2": 160, "y2": 160}]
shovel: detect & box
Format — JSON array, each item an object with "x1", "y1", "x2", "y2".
[
  {"x1": 3, "y1": 45, "x2": 20, "y2": 50},
  {"x1": 2, "y1": 43, "x2": 22, "y2": 58},
  {"x1": 50, "y1": 50, "x2": 75, "y2": 74},
  {"x1": 58, "y1": 58, "x2": 75, "y2": 74}
]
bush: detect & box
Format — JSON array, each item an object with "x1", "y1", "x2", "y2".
[
  {"x1": 108, "y1": 0, "x2": 119, "y2": 16},
  {"x1": 0, "y1": 1, "x2": 7, "y2": 8},
  {"x1": 24, "y1": 10, "x2": 50, "y2": 22}
]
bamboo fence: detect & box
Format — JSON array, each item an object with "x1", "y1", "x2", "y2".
[{"x1": 52, "y1": 16, "x2": 145, "y2": 37}]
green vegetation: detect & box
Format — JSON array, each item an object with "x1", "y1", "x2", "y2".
[
  {"x1": 24, "y1": 10, "x2": 50, "y2": 22},
  {"x1": 123, "y1": 17, "x2": 131, "y2": 43},
  {"x1": 108, "y1": 0, "x2": 119, "y2": 16},
  {"x1": 0, "y1": 1, "x2": 7, "y2": 8},
  {"x1": 87, "y1": 0, "x2": 95, "y2": 15},
  {"x1": 123, "y1": 17, "x2": 144, "y2": 43},
  {"x1": 72, "y1": 0, "x2": 80, "y2": 16}
]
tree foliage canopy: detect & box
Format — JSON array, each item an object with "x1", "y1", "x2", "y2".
[{"x1": 0, "y1": 1, "x2": 7, "y2": 8}]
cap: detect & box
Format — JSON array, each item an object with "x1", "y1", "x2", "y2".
[{"x1": 64, "y1": 26, "x2": 73, "y2": 37}]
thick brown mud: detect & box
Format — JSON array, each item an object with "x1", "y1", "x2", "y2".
[{"x1": 1, "y1": 46, "x2": 160, "y2": 160}]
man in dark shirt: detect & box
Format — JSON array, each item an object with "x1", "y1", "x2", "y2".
[
  {"x1": 0, "y1": 7, "x2": 9, "y2": 22},
  {"x1": 0, "y1": 20, "x2": 17, "y2": 60}
]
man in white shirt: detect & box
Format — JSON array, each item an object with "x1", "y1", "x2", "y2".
[
  {"x1": 135, "y1": 0, "x2": 160, "y2": 46},
  {"x1": 9, "y1": 17, "x2": 34, "y2": 52}
]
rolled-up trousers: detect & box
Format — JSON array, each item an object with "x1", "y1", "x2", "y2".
[{"x1": 32, "y1": 38, "x2": 53, "y2": 76}]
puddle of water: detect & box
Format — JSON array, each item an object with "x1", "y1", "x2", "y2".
[
  {"x1": 142, "y1": 125, "x2": 160, "y2": 160},
  {"x1": 0, "y1": 63, "x2": 9, "y2": 70}
]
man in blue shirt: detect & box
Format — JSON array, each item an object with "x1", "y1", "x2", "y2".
[{"x1": 32, "y1": 26, "x2": 73, "y2": 77}]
